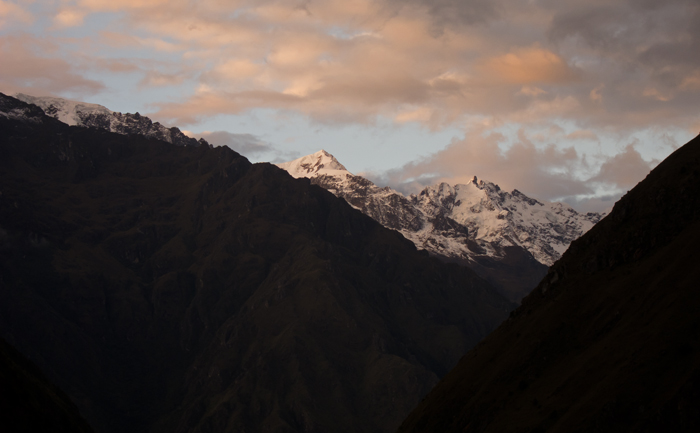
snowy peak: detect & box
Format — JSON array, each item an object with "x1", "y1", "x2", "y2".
[
  {"x1": 412, "y1": 179, "x2": 601, "y2": 265},
  {"x1": 277, "y1": 150, "x2": 350, "y2": 178},
  {"x1": 13, "y1": 93, "x2": 202, "y2": 147}
]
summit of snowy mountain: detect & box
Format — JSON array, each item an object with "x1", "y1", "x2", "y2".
[
  {"x1": 13, "y1": 93, "x2": 203, "y2": 147},
  {"x1": 278, "y1": 150, "x2": 603, "y2": 301},
  {"x1": 277, "y1": 150, "x2": 350, "y2": 178}
]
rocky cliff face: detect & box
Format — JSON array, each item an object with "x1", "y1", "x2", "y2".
[
  {"x1": 14, "y1": 93, "x2": 203, "y2": 147},
  {"x1": 279, "y1": 151, "x2": 602, "y2": 301},
  {"x1": 0, "y1": 93, "x2": 512, "y2": 433}
]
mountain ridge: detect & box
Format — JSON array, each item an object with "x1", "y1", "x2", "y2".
[
  {"x1": 14, "y1": 93, "x2": 204, "y2": 147},
  {"x1": 0, "y1": 92, "x2": 512, "y2": 433},
  {"x1": 278, "y1": 150, "x2": 602, "y2": 301}
]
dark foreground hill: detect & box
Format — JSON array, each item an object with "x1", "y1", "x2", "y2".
[
  {"x1": 0, "y1": 337, "x2": 95, "y2": 433},
  {"x1": 0, "y1": 93, "x2": 512, "y2": 433},
  {"x1": 397, "y1": 134, "x2": 700, "y2": 432}
]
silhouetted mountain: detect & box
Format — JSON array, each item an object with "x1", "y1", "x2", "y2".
[
  {"x1": 0, "y1": 93, "x2": 513, "y2": 433},
  {"x1": 0, "y1": 337, "x2": 95, "y2": 433},
  {"x1": 397, "y1": 134, "x2": 700, "y2": 432}
]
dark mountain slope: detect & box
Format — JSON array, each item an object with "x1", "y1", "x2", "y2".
[
  {"x1": 0, "y1": 337, "x2": 95, "y2": 433},
  {"x1": 397, "y1": 134, "x2": 700, "y2": 433},
  {"x1": 0, "y1": 93, "x2": 512, "y2": 433}
]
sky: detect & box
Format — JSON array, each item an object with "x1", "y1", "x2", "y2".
[{"x1": 1, "y1": 0, "x2": 699, "y2": 212}]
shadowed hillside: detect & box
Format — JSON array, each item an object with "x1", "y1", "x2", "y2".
[
  {"x1": 397, "y1": 134, "x2": 700, "y2": 433},
  {"x1": 0, "y1": 337, "x2": 95, "y2": 433},
  {"x1": 0, "y1": 93, "x2": 513, "y2": 433}
]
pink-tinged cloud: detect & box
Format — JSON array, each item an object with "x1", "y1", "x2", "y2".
[
  {"x1": 139, "y1": 70, "x2": 186, "y2": 88},
  {"x1": 477, "y1": 46, "x2": 578, "y2": 85},
  {"x1": 0, "y1": 35, "x2": 103, "y2": 96},
  {"x1": 11, "y1": 0, "x2": 694, "y2": 135},
  {"x1": 566, "y1": 130, "x2": 599, "y2": 141},
  {"x1": 53, "y1": 8, "x2": 87, "y2": 28},
  {"x1": 38, "y1": 0, "x2": 688, "y2": 141},
  {"x1": 0, "y1": 0, "x2": 33, "y2": 28},
  {"x1": 79, "y1": 0, "x2": 171, "y2": 12}
]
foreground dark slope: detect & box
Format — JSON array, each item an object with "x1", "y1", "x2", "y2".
[
  {"x1": 0, "y1": 337, "x2": 95, "y2": 433},
  {"x1": 398, "y1": 134, "x2": 700, "y2": 433},
  {"x1": 0, "y1": 94, "x2": 512, "y2": 433}
]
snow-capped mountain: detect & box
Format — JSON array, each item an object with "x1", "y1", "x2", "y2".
[
  {"x1": 278, "y1": 150, "x2": 603, "y2": 301},
  {"x1": 412, "y1": 179, "x2": 602, "y2": 266},
  {"x1": 278, "y1": 150, "x2": 425, "y2": 232},
  {"x1": 14, "y1": 94, "x2": 203, "y2": 147}
]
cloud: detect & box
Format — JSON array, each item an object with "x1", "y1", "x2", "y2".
[
  {"x1": 566, "y1": 129, "x2": 598, "y2": 141},
  {"x1": 139, "y1": 70, "x2": 186, "y2": 87},
  {"x1": 79, "y1": 0, "x2": 171, "y2": 12},
  {"x1": 0, "y1": 35, "x2": 104, "y2": 96},
  {"x1": 35, "y1": 0, "x2": 682, "y2": 146},
  {"x1": 11, "y1": 0, "x2": 696, "y2": 134},
  {"x1": 548, "y1": 0, "x2": 700, "y2": 111},
  {"x1": 53, "y1": 8, "x2": 87, "y2": 28},
  {"x1": 197, "y1": 131, "x2": 277, "y2": 158},
  {"x1": 478, "y1": 46, "x2": 577, "y2": 85},
  {"x1": 0, "y1": 1, "x2": 33, "y2": 29},
  {"x1": 387, "y1": 0, "x2": 502, "y2": 33},
  {"x1": 590, "y1": 144, "x2": 654, "y2": 189}
]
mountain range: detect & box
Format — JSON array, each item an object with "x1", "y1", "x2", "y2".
[
  {"x1": 5, "y1": 91, "x2": 693, "y2": 433},
  {"x1": 397, "y1": 133, "x2": 700, "y2": 432},
  {"x1": 0, "y1": 92, "x2": 512, "y2": 433},
  {"x1": 278, "y1": 150, "x2": 602, "y2": 301},
  {"x1": 13, "y1": 94, "x2": 603, "y2": 302}
]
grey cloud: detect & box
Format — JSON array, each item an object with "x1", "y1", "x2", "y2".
[
  {"x1": 198, "y1": 131, "x2": 274, "y2": 157},
  {"x1": 590, "y1": 144, "x2": 653, "y2": 189},
  {"x1": 548, "y1": 1, "x2": 700, "y2": 70},
  {"x1": 310, "y1": 74, "x2": 431, "y2": 106},
  {"x1": 196, "y1": 130, "x2": 300, "y2": 163},
  {"x1": 563, "y1": 195, "x2": 616, "y2": 214},
  {"x1": 386, "y1": 0, "x2": 501, "y2": 32}
]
